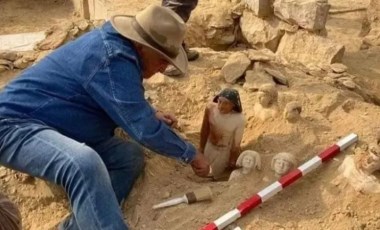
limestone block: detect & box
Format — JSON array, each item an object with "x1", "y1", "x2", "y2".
[
  {"x1": 240, "y1": 10, "x2": 286, "y2": 52},
  {"x1": 222, "y1": 52, "x2": 251, "y2": 83},
  {"x1": 244, "y1": 0, "x2": 274, "y2": 18},
  {"x1": 273, "y1": 0, "x2": 330, "y2": 31},
  {"x1": 331, "y1": 63, "x2": 348, "y2": 73},
  {"x1": 0, "y1": 32, "x2": 46, "y2": 52},
  {"x1": 243, "y1": 70, "x2": 275, "y2": 90},
  {"x1": 0, "y1": 51, "x2": 18, "y2": 61},
  {"x1": 246, "y1": 48, "x2": 276, "y2": 62},
  {"x1": 276, "y1": 30, "x2": 345, "y2": 67},
  {"x1": 186, "y1": 0, "x2": 236, "y2": 49}
]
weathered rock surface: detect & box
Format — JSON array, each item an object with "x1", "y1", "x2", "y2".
[
  {"x1": 240, "y1": 11, "x2": 293, "y2": 52},
  {"x1": 273, "y1": 0, "x2": 330, "y2": 31},
  {"x1": 186, "y1": 0, "x2": 236, "y2": 49},
  {"x1": 362, "y1": 0, "x2": 380, "y2": 46},
  {"x1": 276, "y1": 30, "x2": 345, "y2": 67},
  {"x1": 243, "y1": 70, "x2": 275, "y2": 90},
  {"x1": 246, "y1": 48, "x2": 276, "y2": 62},
  {"x1": 222, "y1": 52, "x2": 251, "y2": 83}
]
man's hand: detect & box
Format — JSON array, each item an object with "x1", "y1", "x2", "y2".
[
  {"x1": 155, "y1": 110, "x2": 178, "y2": 127},
  {"x1": 190, "y1": 151, "x2": 210, "y2": 177}
]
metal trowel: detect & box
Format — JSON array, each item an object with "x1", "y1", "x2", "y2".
[{"x1": 152, "y1": 186, "x2": 213, "y2": 209}]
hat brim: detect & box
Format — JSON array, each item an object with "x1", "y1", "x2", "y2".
[{"x1": 110, "y1": 15, "x2": 188, "y2": 74}]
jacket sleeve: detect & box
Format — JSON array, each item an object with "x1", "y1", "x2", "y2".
[{"x1": 84, "y1": 53, "x2": 196, "y2": 163}]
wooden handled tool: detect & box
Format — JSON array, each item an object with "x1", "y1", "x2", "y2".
[{"x1": 153, "y1": 186, "x2": 212, "y2": 209}]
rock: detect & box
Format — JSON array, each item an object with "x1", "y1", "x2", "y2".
[
  {"x1": 342, "y1": 99, "x2": 355, "y2": 113},
  {"x1": 222, "y1": 52, "x2": 251, "y2": 83},
  {"x1": 362, "y1": 0, "x2": 380, "y2": 46},
  {"x1": 243, "y1": 70, "x2": 275, "y2": 90},
  {"x1": 13, "y1": 58, "x2": 31, "y2": 69},
  {"x1": 246, "y1": 48, "x2": 275, "y2": 62},
  {"x1": 244, "y1": 0, "x2": 273, "y2": 18},
  {"x1": 367, "y1": 0, "x2": 380, "y2": 29},
  {"x1": 69, "y1": 26, "x2": 80, "y2": 37},
  {"x1": 36, "y1": 23, "x2": 74, "y2": 50},
  {"x1": 36, "y1": 29, "x2": 68, "y2": 50},
  {"x1": 0, "y1": 51, "x2": 18, "y2": 61},
  {"x1": 264, "y1": 68, "x2": 288, "y2": 86},
  {"x1": 341, "y1": 79, "x2": 356, "y2": 89},
  {"x1": 0, "y1": 65, "x2": 7, "y2": 73},
  {"x1": 331, "y1": 63, "x2": 348, "y2": 73},
  {"x1": 0, "y1": 31, "x2": 46, "y2": 52},
  {"x1": 0, "y1": 59, "x2": 14, "y2": 70},
  {"x1": 75, "y1": 20, "x2": 90, "y2": 31},
  {"x1": 363, "y1": 28, "x2": 380, "y2": 47},
  {"x1": 186, "y1": 0, "x2": 236, "y2": 49},
  {"x1": 21, "y1": 52, "x2": 38, "y2": 62},
  {"x1": 327, "y1": 72, "x2": 343, "y2": 79},
  {"x1": 273, "y1": 0, "x2": 330, "y2": 31},
  {"x1": 240, "y1": 11, "x2": 286, "y2": 52},
  {"x1": 276, "y1": 30, "x2": 345, "y2": 67},
  {"x1": 284, "y1": 101, "x2": 302, "y2": 123}
]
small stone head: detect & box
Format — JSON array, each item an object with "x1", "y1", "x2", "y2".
[
  {"x1": 236, "y1": 150, "x2": 261, "y2": 171},
  {"x1": 284, "y1": 101, "x2": 302, "y2": 123},
  {"x1": 258, "y1": 84, "x2": 278, "y2": 108},
  {"x1": 271, "y1": 152, "x2": 296, "y2": 177},
  {"x1": 358, "y1": 143, "x2": 380, "y2": 175}
]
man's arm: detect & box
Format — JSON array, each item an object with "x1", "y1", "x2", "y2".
[{"x1": 85, "y1": 53, "x2": 195, "y2": 163}]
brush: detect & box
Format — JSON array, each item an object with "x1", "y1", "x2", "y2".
[{"x1": 152, "y1": 186, "x2": 213, "y2": 209}]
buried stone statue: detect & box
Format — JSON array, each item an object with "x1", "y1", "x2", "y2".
[
  {"x1": 253, "y1": 84, "x2": 279, "y2": 121},
  {"x1": 229, "y1": 150, "x2": 262, "y2": 181},
  {"x1": 336, "y1": 139, "x2": 380, "y2": 193}
]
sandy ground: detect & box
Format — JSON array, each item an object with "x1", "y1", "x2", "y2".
[{"x1": 1, "y1": 0, "x2": 380, "y2": 230}]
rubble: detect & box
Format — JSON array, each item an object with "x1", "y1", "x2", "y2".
[{"x1": 222, "y1": 52, "x2": 251, "y2": 83}]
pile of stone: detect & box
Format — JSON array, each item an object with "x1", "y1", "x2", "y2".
[
  {"x1": 241, "y1": 0, "x2": 344, "y2": 67},
  {"x1": 0, "y1": 51, "x2": 37, "y2": 73},
  {"x1": 188, "y1": 0, "x2": 345, "y2": 73},
  {"x1": 0, "y1": 19, "x2": 104, "y2": 73}
]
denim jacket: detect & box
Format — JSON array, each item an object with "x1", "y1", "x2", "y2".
[{"x1": 0, "y1": 22, "x2": 196, "y2": 163}]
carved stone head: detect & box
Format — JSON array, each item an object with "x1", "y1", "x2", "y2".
[
  {"x1": 258, "y1": 84, "x2": 278, "y2": 108},
  {"x1": 236, "y1": 150, "x2": 261, "y2": 171},
  {"x1": 284, "y1": 101, "x2": 302, "y2": 123},
  {"x1": 271, "y1": 152, "x2": 296, "y2": 177}
]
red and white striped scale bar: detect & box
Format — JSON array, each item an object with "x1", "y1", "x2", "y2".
[{"x1": 200, "y1": 133, "x2": 358, "y2": 230}]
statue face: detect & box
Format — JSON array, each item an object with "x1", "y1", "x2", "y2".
[
  {"x1": 274, "y1": 158, "x2": 292, "y2": 176},
  {"x1": 217, "y1": 96, "x2": 235, "y2": 114},
  {"x1": 242, "y1": 155, "x2": 254, "y2": 169},
  {"x1": 362, "y1": 144, "x2": 380, "y2": 174},
  {"x1": 258, "y1": 91, "x2": 271, "y2": 108}
]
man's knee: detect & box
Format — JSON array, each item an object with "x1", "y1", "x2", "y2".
[{"x1": 60, "y1": 145, "x2": 108, "y2": 185}]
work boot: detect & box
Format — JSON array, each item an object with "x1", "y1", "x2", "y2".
[
  {"x1": 163, "y1": 43, "x2": 199, "y2": 77},
  {"x1": 183, "y1": 43, "x2": 199, "y2": 61}
]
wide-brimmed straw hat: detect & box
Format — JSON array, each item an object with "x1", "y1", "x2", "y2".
[{"x1": 110, "y1": 5, "x2": 188, "y2": 74}]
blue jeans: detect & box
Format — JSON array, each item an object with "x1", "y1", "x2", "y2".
[{"x1": 0, "y1": 118, "x2": 144, "y2": 230}]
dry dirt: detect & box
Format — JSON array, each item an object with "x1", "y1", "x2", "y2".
[{"x1": 1, "y1": 0, "x2": 380, "y2": 230}]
